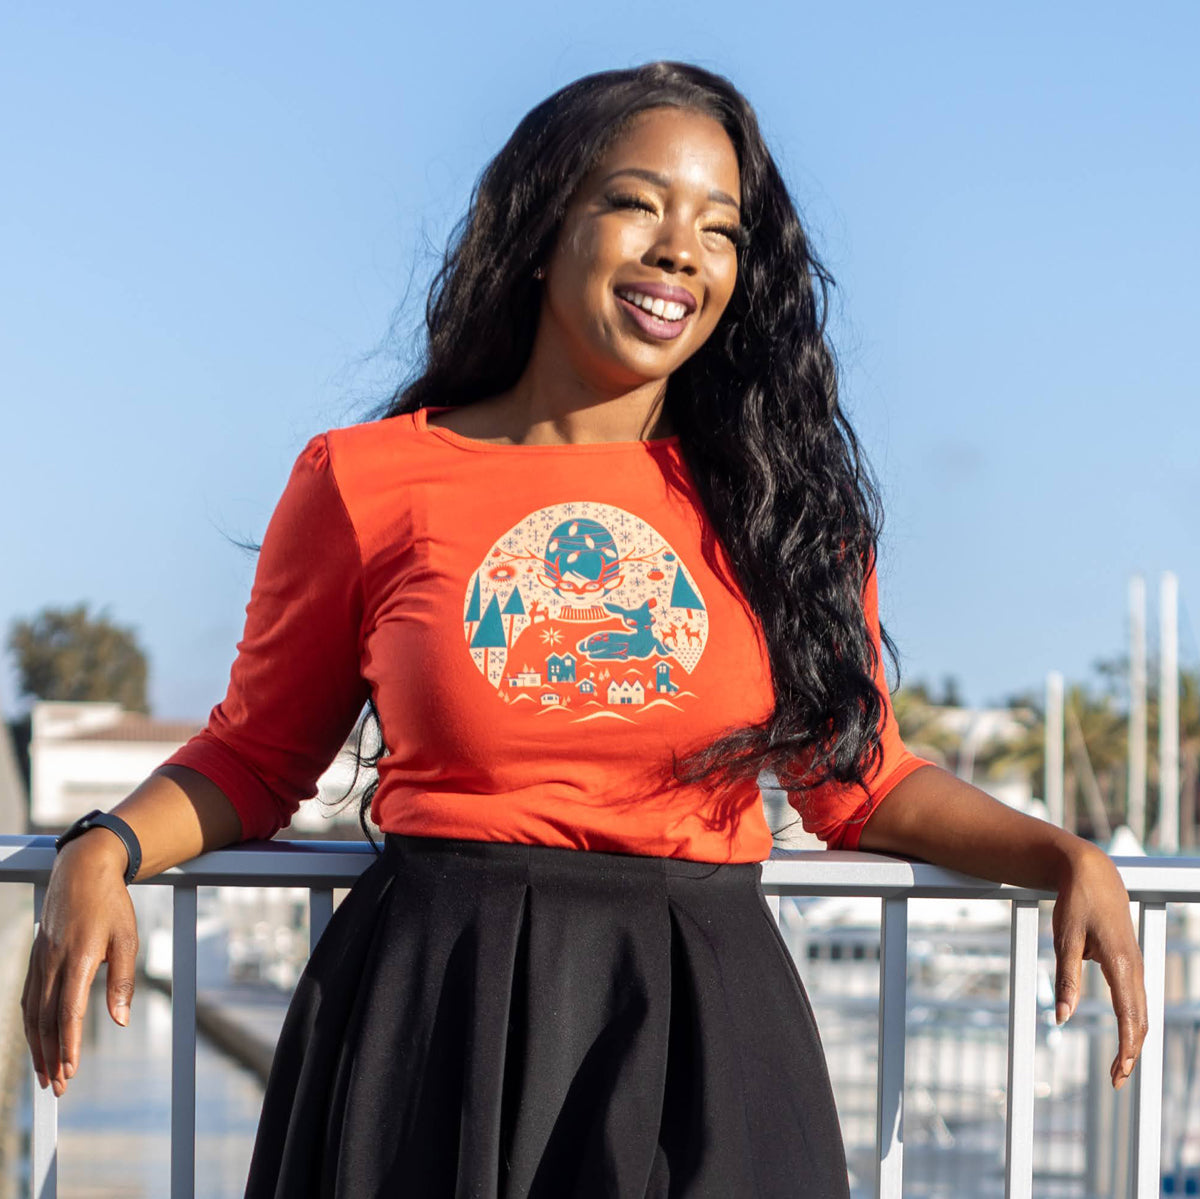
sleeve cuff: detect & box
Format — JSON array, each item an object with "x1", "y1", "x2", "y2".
[
  {"x1": 160, "y1": 730, "x2": 290, "y2": 843},
  {"x1": 827, "y1": 755, "x2": 935, "y2": 852}
]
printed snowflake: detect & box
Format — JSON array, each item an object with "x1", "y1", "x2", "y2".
[{"x1": 539, "y1": 628, "x2": 563, "y2": 646}]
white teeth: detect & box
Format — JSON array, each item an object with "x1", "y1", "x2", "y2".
[{"x1": 617, "y1": 289, "x2": 689, "y2": 322}]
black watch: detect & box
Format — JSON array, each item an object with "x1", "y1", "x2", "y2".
[{"x1": 55, "y1": 808, "x2": 142, "y2": 885}]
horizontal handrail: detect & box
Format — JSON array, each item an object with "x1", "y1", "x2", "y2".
[{"x1": 5, "y1": 834, "x2": 1200, "y2": 899}]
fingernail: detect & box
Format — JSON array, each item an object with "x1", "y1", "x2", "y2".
[
  {"x1": 64, "y1": 1061, "x2": 75, "y2": 1079},
  {"x1": 1123, "y1": 1057, "x2": 1135, "y2": 1074},
  {"x1": 116, "y1": 1008, "x2": 129, "y2": 1027},
  {"x1": 36, "y1": 1071, "x2": 46, "y2": 1089},
  {"x1": 1056, "y1": 1001, "x2": 1070, "y2": 1025}
]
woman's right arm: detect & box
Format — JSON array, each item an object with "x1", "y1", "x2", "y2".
[
  {"x1": 24, "y1": 430, "x2": 369, "y2": 1100},
  {"x1": 22, "y1": 765, "x2": 243, "y2": 1099}
]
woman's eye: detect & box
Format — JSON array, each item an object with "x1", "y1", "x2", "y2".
[
  {"x1": 608, "y1": 193, "x2": 657, "y2": 215},
  {"x1": 607, "y1": 194, "x2": 748, "y2": 248},
  {"x1": 707, "y1": 223, "x2": 750, "y2": 248}
]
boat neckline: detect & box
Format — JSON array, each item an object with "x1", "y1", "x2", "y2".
[{"x1": 414, "y1": 405, "x2": 681, "y2": 454}]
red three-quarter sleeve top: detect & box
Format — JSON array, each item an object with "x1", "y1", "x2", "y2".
[{"x1": 162, "y1": 407, "x2": 931, "y2": 862}]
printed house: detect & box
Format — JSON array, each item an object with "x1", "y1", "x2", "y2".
[
  {"x1": 546, "y1": 653, "x2": 577, "y2": 683},
  {"x1": 505, "y1": 666, "x2": 542, "y2": 688},
  {"x1": 607, "y1": 679, "x2": 645, "y2": 706}
]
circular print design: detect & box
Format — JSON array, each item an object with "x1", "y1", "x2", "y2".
[{"x1": 463, "y1": 501, "x2": 707, "y2": 723}]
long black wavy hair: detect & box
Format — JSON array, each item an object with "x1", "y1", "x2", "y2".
[{"x1": 331, "y1": 60, "x2": 897, "y2": 852}]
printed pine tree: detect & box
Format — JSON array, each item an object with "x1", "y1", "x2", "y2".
[
  {"x1": 464, "y1": 574, "x2": 483, "y2": 633},
  {"x1": 668, "y1": 566, "x2": 704, "y2": 620},
  {"x1": 470, "y1": 592, "x2": 507, "y2": 679},
  {"x1": 501, "y1": 587, "x2": 526, "y2": 650}
]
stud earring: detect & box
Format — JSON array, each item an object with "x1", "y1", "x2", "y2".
[{"x1": 533, "y1": 266, "x2": 545, "y2": 280}]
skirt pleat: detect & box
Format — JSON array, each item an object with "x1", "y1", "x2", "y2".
[{"x1": 243, "y1": 834, "x2": 850, "y2": 1199}]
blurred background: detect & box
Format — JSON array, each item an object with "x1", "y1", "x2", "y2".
[{"x1": 1, "y1": 1, "x2": 1197, "y2": 1195}]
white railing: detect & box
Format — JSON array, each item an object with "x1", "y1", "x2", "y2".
[{"x1": 2, "y1": 834, "x2": 1198, "y2": 1199}]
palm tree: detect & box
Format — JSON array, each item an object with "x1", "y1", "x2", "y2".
[{"x1": 975, "y1": 680, "x2": 1125, "y2": 840}]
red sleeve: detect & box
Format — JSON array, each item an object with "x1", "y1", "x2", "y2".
[
  {"x1": 161, "y1": 434, "x2": 370, "y2": 841},
  {"x1": 788, "y1": 561, "x2": 933, "y2": 850}
]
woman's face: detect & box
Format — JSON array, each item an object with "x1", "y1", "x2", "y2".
[{"x1": 538, "y1": 106, "x2": 743, "y2": 392}]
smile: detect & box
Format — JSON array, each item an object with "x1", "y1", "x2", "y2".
[
  {"x1": 614, "y1": 288, "x2": 694, "y2": 341},
  {"x1": 615, "y1": 288, "x2": 690, "y2": 321}
]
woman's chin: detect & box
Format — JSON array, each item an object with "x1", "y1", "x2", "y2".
[{"x1": 606, "y1": 335, "x2": 691, "y2": 380}]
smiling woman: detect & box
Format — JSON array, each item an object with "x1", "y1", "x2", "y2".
[
  {"x1": 538, "y1": 108, "x2": 743, "y2": 368},
  {"x1": 25, "y1": 58, "x2": 1146, "y2": 1199}
]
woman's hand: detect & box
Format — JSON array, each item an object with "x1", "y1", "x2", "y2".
[
  {"x1": 1051, "y1": 844, "x2": 1148, "y2": 1089},
  {"x1": 858, "y1": 768, "x2": 1151, "y2": 1091},
  {"x1": 21, "y1": 832, "x2": 139, "y2": 1098}
]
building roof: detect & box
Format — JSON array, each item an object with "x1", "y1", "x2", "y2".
[{"x1": 70, "y1": 714, "x2": 204, "y2": 743}]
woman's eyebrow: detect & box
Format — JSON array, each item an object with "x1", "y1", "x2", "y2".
[{"x1": 600, "y1": 167, "x2": 741, "y2": 212}]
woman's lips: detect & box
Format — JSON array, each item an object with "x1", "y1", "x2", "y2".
[{"x1": 615, "y1": 292, "x2": 691, "y2": 341}]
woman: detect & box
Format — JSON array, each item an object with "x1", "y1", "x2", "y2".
[{"x1": 25, "y1": 62, "x2": 1146, "y2": 1197}]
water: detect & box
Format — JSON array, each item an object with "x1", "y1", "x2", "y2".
[{"x1": 13, "y1": 978, "x2": 267, "y2": 1199}]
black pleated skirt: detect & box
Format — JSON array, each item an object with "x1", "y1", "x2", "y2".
[{"x1": 243, "y1": 833, "x2": 850, "y2": 1198}]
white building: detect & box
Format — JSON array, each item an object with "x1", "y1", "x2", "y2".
[{"x1": 28, "y1": 700, "x2": 369, "y2": 837}]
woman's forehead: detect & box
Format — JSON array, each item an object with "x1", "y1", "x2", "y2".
[{"x1": 585, "y1": 109, "x2": 741, "y2": 197}]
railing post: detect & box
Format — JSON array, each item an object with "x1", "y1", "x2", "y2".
[
  {"x1": 31, "y1": 882, "x2": 57, "y2": 1199},
  {"x1": 1004, "y1": 898, "x2": 1039, "y2": 1199},
  {"x1": 1131, "y1": 900, "x2": 1167, "y2": 1198},
  {"x1": 309, "y1": 888, "x2": 334, "y2": 953},
  {"x1": 171, "y1": 885, "x2": 198, "y2": 1199},
  {"x1": 876, "y1": 896, "x2": 907, "y2": 1199}
]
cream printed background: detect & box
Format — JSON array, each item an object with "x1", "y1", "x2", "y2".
[{"x1": 463, "y1": 501, "x2": 708, "y2": 723}]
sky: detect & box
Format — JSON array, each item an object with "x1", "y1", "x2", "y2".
[{"x1": 2, "y1": 1, "x2": 1197, "y2": 719}]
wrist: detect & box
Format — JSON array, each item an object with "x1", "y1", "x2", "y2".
[
  {"x1": 1051, "y1": 833, "x2": 1109, "y2": 889},
  {"x1": 59, "y1": 826, "x2": 131, "y2": 878}
]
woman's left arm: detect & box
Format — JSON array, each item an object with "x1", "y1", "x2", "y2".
[{"x1": 857, "y1": 763, "x2": 1149, "y2": 1091}]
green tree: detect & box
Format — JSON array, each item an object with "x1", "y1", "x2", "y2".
[
  {"x1": 892, "y1": 683, "x2": 963, "y2": 769},
  {"x1": 978, "y1": 666, "x2": 1142, "y2": 841},
  {"x1": 7, "y1": 603, "x2": 149, "y2": 713}
]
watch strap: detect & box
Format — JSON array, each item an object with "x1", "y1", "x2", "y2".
[{"x1": 55, "y1": 809, "x2": 142, "y2": 885}]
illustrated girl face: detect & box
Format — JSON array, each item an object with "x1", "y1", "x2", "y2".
[{"x1": 537, "y1": 106, "x2": 743, "y2": 392}]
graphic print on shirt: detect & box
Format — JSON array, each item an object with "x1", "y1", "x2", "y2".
[{"x1": 463, "y1": 501, "x2": 707, "y2": 723}]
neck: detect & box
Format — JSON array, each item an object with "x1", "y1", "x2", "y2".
[{"x1": 489, "y1": 333, "x2": 673, "y2": 446}]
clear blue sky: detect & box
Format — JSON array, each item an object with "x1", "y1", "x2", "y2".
[{"x1": 3, "y1": 1, "x2": 1197, "y2": 718}]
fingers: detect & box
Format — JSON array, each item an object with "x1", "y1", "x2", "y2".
[
  {"x1": 20, "y1": 940, "x2": 49, "y2": 1091},
  {"x1": 36, "y1": 966, "x2": 65, "y2": 1097},
  {"x1": 106, "y1": 929, "x2": 138, "y2": 1029},
  {"x1": 57, "y1": 953, "x2": 103, "y2": 1091},
  {"x1": 1102, "y1": 948, "x2": 1148, "y2": 1091},
  {"x1": 1053, "y1": 923, "x2": 1085, "y2": 1026}
]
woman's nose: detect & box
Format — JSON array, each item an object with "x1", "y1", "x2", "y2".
[{"x1": 644, "y1": 218, "x2": 699, "y2": 274}]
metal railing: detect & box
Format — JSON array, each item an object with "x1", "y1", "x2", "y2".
[{"x1": 2, "y1": 834, "x2": 1198, "y2": 1199}]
